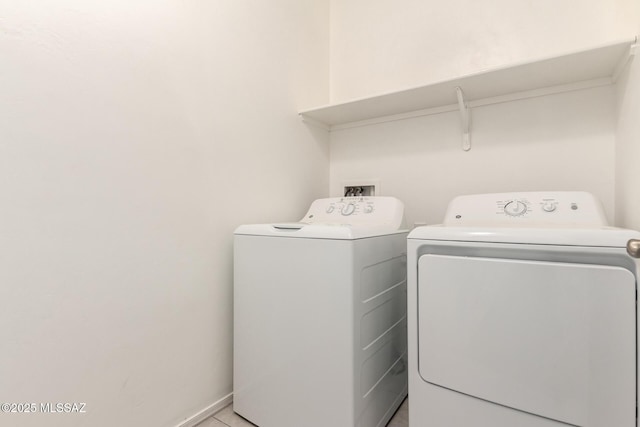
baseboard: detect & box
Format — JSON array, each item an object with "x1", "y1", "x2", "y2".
[{"x1": 175, "y1": 393, "x2": 233, "y2": 427}]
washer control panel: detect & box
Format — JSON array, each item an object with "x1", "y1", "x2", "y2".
[
  {"x1": 444, "y1": 192, "x2": 608, "y2": 227},
  {"x1": 302, "y1": 197, "x2": 406, "y2": 230}
]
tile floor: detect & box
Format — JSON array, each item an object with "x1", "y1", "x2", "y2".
[{"x1": 195, "y1": 397, "x2": 409, "y2": 427}]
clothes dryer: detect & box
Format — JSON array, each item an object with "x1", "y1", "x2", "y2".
[
  {"x1": 234, "y1": 197, "x2": 408, "y2": 427},
  {"x1": 407, "y1": 191, "x2": 640, "y2": 427}
]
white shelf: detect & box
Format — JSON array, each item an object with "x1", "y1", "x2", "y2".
[{"x1": 300, "y1": 37, "x2": 637, "y2": 130}]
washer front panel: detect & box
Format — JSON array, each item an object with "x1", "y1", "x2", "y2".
[{"x1": 417, "y1": 254, "x2": 635, "y2": 426}]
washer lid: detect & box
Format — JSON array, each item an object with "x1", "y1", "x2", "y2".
[
  {"x1": 235, "y1": 197, "x2": 407, "y2": 239},
  {"x1": 234, "y1": 223, "x2": 406, "y2": 239},
  {"x1": 408, "y1": 226, "x2": 640, "y2": 247}
]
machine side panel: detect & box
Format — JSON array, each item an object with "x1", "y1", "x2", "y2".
[{"x1": 354, "y1": 234, "x2": 408, "y2": 427}]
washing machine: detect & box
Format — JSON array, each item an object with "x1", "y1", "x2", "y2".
[
  {"x1": 234, "y1": 197, "x2": 409, "y2": 427},
  {"x1": 407, "y1": 191, "x2": 640, "y2": 427}
]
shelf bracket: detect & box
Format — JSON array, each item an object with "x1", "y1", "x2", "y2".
[{"x1": 455, "y1": 86, "x2": 471, "y2": 151}]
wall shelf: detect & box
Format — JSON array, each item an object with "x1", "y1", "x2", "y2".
[{"x1": 300, "y1": 37, "x2": 637, "y2": 132}]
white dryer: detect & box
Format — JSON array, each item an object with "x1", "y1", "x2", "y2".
[
  {"x1": 407, "y1": 191, "x2": 640, "y2": 427},
  {"x1": 234, "y1": 197, "x2": 409, "y2": 427}
]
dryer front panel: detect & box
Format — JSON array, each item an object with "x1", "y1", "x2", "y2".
[{"x1": 417, "y1": 254, "x2": 635, "y2": 427}]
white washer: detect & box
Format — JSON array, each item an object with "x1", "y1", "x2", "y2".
[
  {"x1": 234, "y1": 197, "x2": 409, "y2": 427},
  {"x1": 407, "y1": 191, "x2": 640, "y2": 427}
]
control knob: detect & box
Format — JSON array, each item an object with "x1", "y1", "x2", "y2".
[
  {"x1": 341, "y1": 203, "x2": 356, "y2": 216},
  {"x1": 504, "y1": 200, "x2": 527, "y2": 217}
]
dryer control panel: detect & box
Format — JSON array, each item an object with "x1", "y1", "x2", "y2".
[
  {"x1": 301, "y1": 197, "x2": 407, "y2": 230},
  {"x1": 443, "y1": 191, "x2": 608, "y2": 227}
]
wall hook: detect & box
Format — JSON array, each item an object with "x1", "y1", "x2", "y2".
[{"x1": 456, "y1": 86, "x2": 471, "y2": 151}]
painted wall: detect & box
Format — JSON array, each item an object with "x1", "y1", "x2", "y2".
[
  {"x1": 330, "y1": 0, "x2": 639, "y2": 102},
  {"x1": 0, "y1": 2, "x2": 329, "y2": 427},
  {"x1": 329, "y1": 0, "x2": 637, "y2": 226},
  {"x1": 615, "y1": 27, "x2": 640, "y2": 230},
  {"x1": 330, "y1": 87, "x2": 616, "y2": 227}
]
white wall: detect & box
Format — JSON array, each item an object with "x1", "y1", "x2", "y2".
[
  {"x1": 615, "y1": 25, "x2": 640, "y2": 230},
  {"x1": 0, "y1": 2, "x2": 329, "y2": 427},
  {"x1": 330, "y1": 87, "x2": 616, "y2": 226},
  {"x1": 330, "y1": 0, "x2": 639, "y2": 102},
  {"x1": 329, "y1": 0, "x2": 637, "y2": 226}
]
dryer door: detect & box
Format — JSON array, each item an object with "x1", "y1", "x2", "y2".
[{"x1": 417, "y1": 254, "x2": 636, "y2": 427}]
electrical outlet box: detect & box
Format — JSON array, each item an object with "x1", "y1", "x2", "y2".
[
  {"x1": 342, "y1": 180, "x2": 379, "y2": 197},
  {"x1": 344, "y1": 185, "x2": 375, "y2": 197}
]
